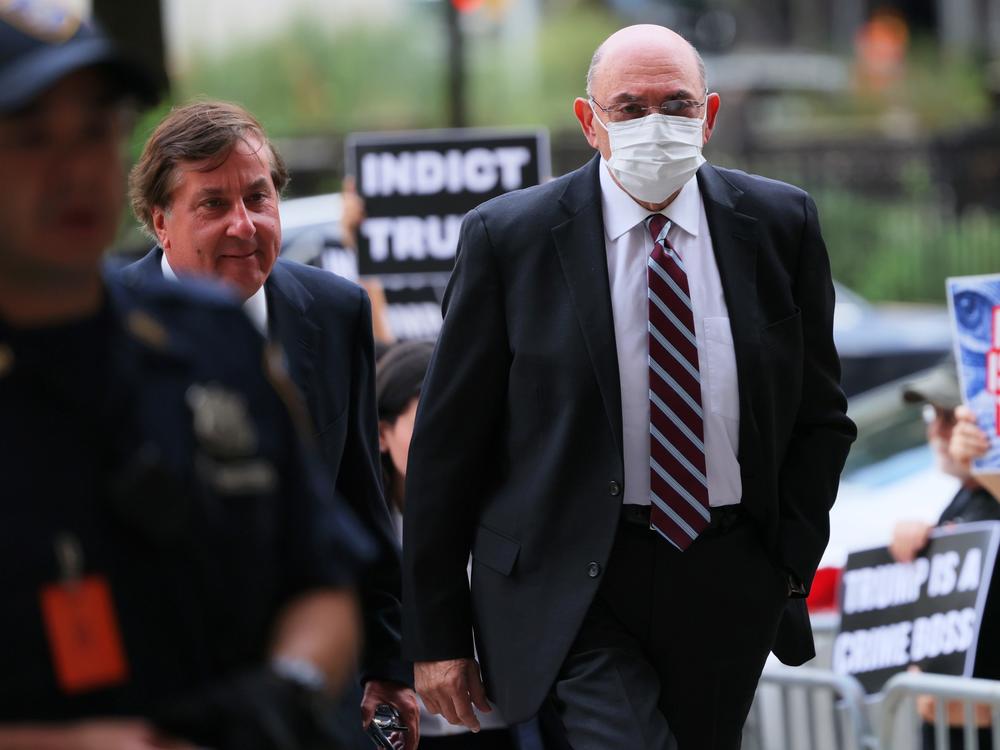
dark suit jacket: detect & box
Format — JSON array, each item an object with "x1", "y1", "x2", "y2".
[
  {"x1": 122, "y1": 251, "x2": 408, "y2": 686},
  {"x1": 402, "y1": 156, "x2": 856, "y2": 722}
]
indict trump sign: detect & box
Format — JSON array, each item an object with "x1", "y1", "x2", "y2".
[
  {"x1": 832, "y1": 522, "x2": 1000, "y2": 694},
  {"x1": 346, "y1": 128, "x2": 550, "y2": 279}
]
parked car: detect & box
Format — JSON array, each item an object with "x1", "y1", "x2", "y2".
[
  {"x1": 833, "y1": 283, "x2": 952, "y2": 396},
  {"x1": 278, "y1": 192, "x2": 346, "y2": 265}
]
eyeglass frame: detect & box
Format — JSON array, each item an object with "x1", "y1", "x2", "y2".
[{"x1": 589, "y1": 95, "x2": 708, "y2": 122}]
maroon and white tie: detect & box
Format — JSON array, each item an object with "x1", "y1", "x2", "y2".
[{"x1": 646, "y1": 214, "x2": 710, "y2": 550}]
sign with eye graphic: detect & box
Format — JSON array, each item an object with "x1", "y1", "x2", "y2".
[{"x1": 947, "y1": 274, "x2": 1000, "y2": 475}]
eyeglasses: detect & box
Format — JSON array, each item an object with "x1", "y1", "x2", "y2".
[
  {"x1": 921, "y1": 404, "x2": 956, "y2": 427},
  {"x1": 590, "y1": 96, "x2": 706, "y2": 122}
]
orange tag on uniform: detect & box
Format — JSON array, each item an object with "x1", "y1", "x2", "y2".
[{"x1": 39, "y1": 575, "x2": 128, "y2": 693}]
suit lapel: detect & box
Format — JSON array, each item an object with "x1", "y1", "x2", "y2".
[
  {"x1": 552, "y1": 156, "x2": 624, "y2": 459},
  {"x1": 266, "y1": 261, "x2": 321, "y2": 417},
  {"x1": 697, "y1": 164, "x2": 762, "y2": 466}
]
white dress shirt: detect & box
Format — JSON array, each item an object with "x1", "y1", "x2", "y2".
[
  {"x1": 161, "y1": 253, "x2": 269, "y2": 337},
  {"x1": 599, "y1": 162, "x2": 742, "y2": 507}
]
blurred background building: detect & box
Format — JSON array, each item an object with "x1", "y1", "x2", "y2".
[{"x1": 84, "y1": 0, "x2": 999, "y2": 306}]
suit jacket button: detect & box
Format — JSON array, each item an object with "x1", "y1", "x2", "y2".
[
  {"x1": 587, "y1": 562, "x2": 601, "y2": 578},
  {"x1": 608, "y1": 481, "x2": 621, "y2": 496}
]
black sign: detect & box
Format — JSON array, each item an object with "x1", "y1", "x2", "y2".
[
  {"x1": 381, "y1": 283, "x2": 443, "y2": 342},
  {"x1": 832, "y1": 522, "x2": 1000, "y2": 694},
  {"x1": 345, "y1": 128, "x2": 550, "y2": 279}
]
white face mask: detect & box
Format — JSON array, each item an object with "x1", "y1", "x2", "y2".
[{"x1": 590, "y1": 101, "x2": 706, "y2": 205}]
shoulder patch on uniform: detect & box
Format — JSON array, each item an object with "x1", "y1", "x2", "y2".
[
  {"x1": 125, "y1": 310, "x2": 169, "y2": 351},
  {"x1": 186, "y1": 383, "x2": 258, "y2": 458},
  {"x1": 0, "y1": 0, "x2": 81, "y2": 42}
]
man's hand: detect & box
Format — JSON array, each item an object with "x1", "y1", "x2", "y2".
[
  {"x1": 890, "y1": 520, "x2": 933, "y2": 563},
  {"x1": 361, "y1": 680, "x2": 420, "y2": 750},
  {"x1": 950, "y1": 405, "x2": 990, "y2": 468},
  {"x1": 339, "y1": 175, "x2": 366, "y2": 250},
  {"x1": 415, "y1": 658, "x2": 491, "y2": 732}
]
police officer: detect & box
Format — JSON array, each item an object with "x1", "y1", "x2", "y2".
[{"x1": 0, "y1": 5, "x2": 373, "y2": 749}]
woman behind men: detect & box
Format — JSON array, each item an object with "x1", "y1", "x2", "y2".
[{"x1": 376, "y1": 341, "x2": 516, "y2": 750}]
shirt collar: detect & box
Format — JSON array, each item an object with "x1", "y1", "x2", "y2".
[
  {"x1": 599, "y1": 159, "x2": 701, "y2": 241},
  {"x1": 160, "y1": 251, "x2": 178, "y2": 281},
  {"x1": 242, "y1": 284, "x2": 269, "y2": 337},
  {"x1": 161, "y1": 251, "x2": 269, "y2": 336}
]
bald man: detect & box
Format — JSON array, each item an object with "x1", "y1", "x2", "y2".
[{"x1": 402, "y1": 25, "x2": 855, "y2": 749}]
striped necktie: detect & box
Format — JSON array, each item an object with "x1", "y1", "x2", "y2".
[{"x1": 646, "y1": 214, "x2": 710, "y2": 550}]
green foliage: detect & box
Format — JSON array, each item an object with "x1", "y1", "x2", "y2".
[
  {"x1": 815, "y1": 187, "x2": 1000, "y2": 303},
  {"x1": 466, "y1": 4, "x2": 620, "y2": 128},
  {"x1": 895, "y1": 36, "x2": 991, "y2": 130},
  {"x1": 745, "y1": 33, "x2": 992, "y2": 140},
  {"x1": 138, "y1": 5, "x2": 999, "y2": 301},
  {"x1": 169, "y1": 3, "x2": 622, "y2": 135},
  {"x1": 176, "y1": 12, "x2": 447, "y2": 136}
]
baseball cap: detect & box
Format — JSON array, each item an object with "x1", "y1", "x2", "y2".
[
  {"x1": 901, "y1": 356, "x2": 961, "y2": 410},
  {"x1": 0, "y1": 1, "x2": 159, "y2": 113}
]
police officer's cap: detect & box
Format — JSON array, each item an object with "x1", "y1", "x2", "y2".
[{"x1": 0, "y1": 1, "x2": 158, "y2": 113}]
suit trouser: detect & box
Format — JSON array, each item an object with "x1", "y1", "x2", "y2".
[{"x1": 546, "y1": 506, "x2": 789, "y2": 750}]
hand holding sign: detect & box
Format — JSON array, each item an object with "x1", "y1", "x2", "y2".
[
  {"x1": 339, "y1": 176, "x2": 366, "y2": 251},
  {"x1": 346, "y1": 129, "x2": 549, "y2": 278},
  {"x1": 947, "y1": 404, "x2": 1000, "y2": 501},
  {"x1": 950, "y1": 404, "x2": 992, "y2": 468},
  {"x1": 890, "y1": 520, "x2": 934, "y2": 564},
  {"x1": 343, "y1": 129, "x2": 550, "y2": 341},
  {"x1": 947, "y1": 274, "x2": 1000, "y2": 475},
  {"x1": 833, "y1": 522, "x2": 1000, "y2": 694}
]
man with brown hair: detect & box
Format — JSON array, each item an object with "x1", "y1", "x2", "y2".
[
  {"x1": 121, "y1": 100, "x2": 418, "y2": 749},
  {"x1": 126, "y1": 101, "x2": 290, "y2": 303}
]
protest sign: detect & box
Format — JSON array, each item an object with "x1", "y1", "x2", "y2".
[
  {"x1": 832, "y1": 522, "x2": 1000, "y2": 694},
  {"x1": 381, "y1": 283, "x2": 443, "y2": 342},
  {"x1": 948, "y1": 274, "x2": 1000, "y2": 475},
  {"x1": 345, "y1": 128, "x2": 550, "y2": 281}
]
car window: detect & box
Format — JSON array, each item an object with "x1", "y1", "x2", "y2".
[{"x1": 843, "y1": 383, "x2": 927, "y2": 477}]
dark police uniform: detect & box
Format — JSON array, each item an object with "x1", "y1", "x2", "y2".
[{"x1": 0, "y1": 269, "x2": 374, "y2": 721}]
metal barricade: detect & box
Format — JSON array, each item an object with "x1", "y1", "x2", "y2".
[
  {"x1": 743, "y1": 665, "x2": 876, "y2": 750},
  {"x1": 879, "y1": 672, "x2": 1000, "y2": 750}
]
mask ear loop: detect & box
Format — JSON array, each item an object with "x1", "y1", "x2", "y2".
[{"x1": 588, "y1": 99, "x2": 610, "y2": 133}]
